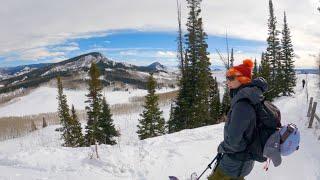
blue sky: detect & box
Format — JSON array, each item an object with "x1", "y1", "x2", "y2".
[{"x1": 0, "y1": 30, "x2": 266, "y2": 68}]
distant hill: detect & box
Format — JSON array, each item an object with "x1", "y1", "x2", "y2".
[
  {"x1": 295, "y1": 69, "x2": 319, "y2": 74},
  {"x1": 0, "y1": 52, "x2": 174, "y2": 94}
]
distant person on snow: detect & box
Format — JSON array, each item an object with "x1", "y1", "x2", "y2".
[
  {"x1": 208, "y1": 59, "x2": 269, "y2": 180},
  {"x1": 302, "y1": 79, "x2": 306, "y2": 89}
]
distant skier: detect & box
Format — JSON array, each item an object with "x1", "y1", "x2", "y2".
[
  {"x1": 302, "y1": 79, "x2": 306, "y2": 89},
  {"x1": 208, "y1": 59, "x2": 268, "y2": 180}
]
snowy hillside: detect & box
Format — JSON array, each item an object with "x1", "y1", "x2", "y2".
[
  {"x1": 0, "y1": 86, "x2": 176, "y2": 117},
  {"x1": 0, "y1": 73, "x2": 319, "y2": 180}
]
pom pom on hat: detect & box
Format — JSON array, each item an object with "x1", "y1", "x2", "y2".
[{"x1": 242, "y1": 59, "x2": 254, "y2": 69}]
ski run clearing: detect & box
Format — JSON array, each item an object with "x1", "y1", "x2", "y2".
[{"x1": 0, "y1": 72, "x2": 319, "y2": 180}]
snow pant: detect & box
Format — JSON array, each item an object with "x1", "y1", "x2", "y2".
[{"x1": 207, "y1": 167, "x2": 245, "y2": 180}]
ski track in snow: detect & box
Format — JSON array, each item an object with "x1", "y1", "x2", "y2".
[{"x1": 0, "y1": 74, "x2": 319, "y2": 180}]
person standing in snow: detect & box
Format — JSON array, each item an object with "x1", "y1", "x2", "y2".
[
  {"x1": 302, "y1": 79, "x2": 305, "y2": 89},
  {"x1": 208, "y1": 59, "x2": 269, "y2": 180}
]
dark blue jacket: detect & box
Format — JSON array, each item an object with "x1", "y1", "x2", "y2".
[{"x1": 217, "y1": 77, "x2": 268, "y2": 177}]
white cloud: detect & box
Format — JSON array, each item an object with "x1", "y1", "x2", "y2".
[
  {"x1": 0, "y1": 0, "x2": 318, "y2": 67},
  {"x1": 155, "y1": 51, "x2": 177, "y2": 58},
  {"x1": 119, "y1": 50, "x2": 139, "y2": 56},
  {"x1": 53, "y1": 42, "x2": 79, "y2": 52},
  {"x1": 18, "y1": 48, "x2": 65, "y2": 61}
]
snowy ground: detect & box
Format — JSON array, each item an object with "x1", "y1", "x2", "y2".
[
  {"x1": 0, "y1": 73, "x2": 319, "y2": 180},
  {"x1": 0, "y1": 86, "x2": 176, "y2": 117}
]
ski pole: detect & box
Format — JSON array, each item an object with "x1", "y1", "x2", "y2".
[{"x1": 197, "y1": 153, "x2": 221, "y2": 180}]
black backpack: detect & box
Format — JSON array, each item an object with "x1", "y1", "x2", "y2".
[
  {"x1": 246, "y1": 100, "x2": 282, "y2": 162},
  {"x1": 230, "y1": 99, "x2": 282, "y2": 162}
]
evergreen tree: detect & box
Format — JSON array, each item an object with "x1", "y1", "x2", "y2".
[
  {"x1": 281, "y1": 12, "x2": 296, "y2": 96},
  {"x1": 275, "y1": 52, "x2": 285, "y2": 97},
  {"x1": 266, "y1": 0, "x2": 282, "y2": 99},
  {"x1": 84, "y1": 63, "x2": 103, "y2": 146},
  {"x1": 167, "y1": 101, "x2": 175, "y2": 133},
  {"x1": 96, "y1": 97, "x2": 119, "y2": 145},
  {"x1": 221, "y1": 86, "x2": 231, "y2": 119},
  {"x1": 230, "y1": 48, "x2": 235, "y2": 68},
  {"x1": 177, "y1": 0, "x2": 185, "y2": 75},
  {"x1": 171, "y1": 0, "x2": 212, "y2": 131},
  {"x1": 259, "y1": 52, "x2": 273, "y2": 100},
  {"x1": 253, "y1": 58, "x2": 259, "y2": 79},
  {"x1": 137, "y1": 74, "x2": 165, "y2": 140},
  {"x1": 168, "y1": 0, "x2": 190, "y2": 133},
  {"x1": 209, "y1": 77, "x2": 221, "y2": 124},
  {"x1": 56, "y1": 76, "x2": 73, "y2": 147},
  {"x1": 70, "y1": 105, "x2": 85, "y2": 147}
]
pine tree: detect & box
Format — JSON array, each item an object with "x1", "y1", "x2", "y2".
[
  {"x1": 281, "y1": 12, "x2": 296, "y2": 96},
  {"x1": 230, "y1": 48, "x2": 235, "y2": 68},
  {"x1": 56, "y1": 76, "x2": 73, "y2": 147},
  {"x1": 137, "y1": 73, "x2": 165, "y2": 140},
  {"x1": 177, "y1": 0, "x2": 185, "y2": 75},
  {"x1": 275, "y1": 51, "x2": 285, "y2": 96},
  {"x1": 266, "y1": 0, "x2": 282, "y2": 99},
  {"x1": 97, "y1": 97, "x2": 119, "y2": 145},
  {"x1": 221, "y1": 86, "x2": 231, "y2": 120},
  {"x1": 167, "y1": 101, "x2": 175, "y2": 133},
  {"x1": 70, "y1": 105, "x2": 85, "y2": 147},
  {"x1": 209, "y1": 77, "x2": 221, "y2": 124},
  {"x1": 259, "y1": 52, "x2": 273, "y2": 100},
  {"x1": 84, "y1": 63, "x2": 103, "y2": 146},
  {"x1": 171, "y1": 0, "x2": 212, "y2": 131},
  {"x1": 168, "y1": 0, "x2": 190, "y2": 133},
  {"x1": 253, "y1": 58, "x2": 259, "y2": 79}
]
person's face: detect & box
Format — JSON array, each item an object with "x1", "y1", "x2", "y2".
[{"x1": 226, "y1": 76, "x2": 242, "y2": 89}]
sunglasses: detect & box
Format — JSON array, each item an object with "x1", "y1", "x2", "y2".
[{"x1": 226, "y1": 75, "x2": 242, "y2": 81}]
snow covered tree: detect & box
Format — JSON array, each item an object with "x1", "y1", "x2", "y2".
[
  {"x1": 137, "y1": 73, "x2": 165, "y2": 140},
  {"x1": 96, "y1": 97, "x2": 119, "y2": 145},
  {"x1": 281, "y1": 12, "x2": 296, "y2": 96},
  {"x1": 84, "y1": 63, "x2": 103, "y2": 146},
  {"x1": 69, "y1": 105, "x2": 85, "y2": 147}
]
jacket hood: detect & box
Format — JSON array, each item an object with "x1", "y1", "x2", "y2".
[
  {"x1": 251, "y1": 77, "x2": 268, "y2": 93},
  {"x1": 231, "y1": 77, "x2": 268, "y2": 106}
]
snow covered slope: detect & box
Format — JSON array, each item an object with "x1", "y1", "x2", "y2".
[
  {"x1": 0, "y1": 74, "x2": 319, "y2": 180},
  {"x1": 0, "y1": 86, "x2": 176, "y2": 117}
]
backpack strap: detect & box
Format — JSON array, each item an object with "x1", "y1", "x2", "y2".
[{"x1": 280, "y1": 124, "x2": 295, "y2": 144}]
